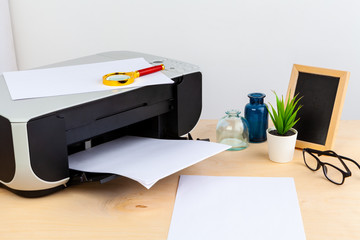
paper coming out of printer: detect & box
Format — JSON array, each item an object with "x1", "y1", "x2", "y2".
[
  {"x1": 68, "y1": 136, "x2": 230, "y2": 189},
  {"x1": 3, "y1": 58, "x2": 173, "y2": 100}
]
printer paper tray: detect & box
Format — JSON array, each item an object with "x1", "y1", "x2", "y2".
[
  {"x1": 67, "y1": 136, "x2": 230, "y2": 189},
  {"x1": 68, "y1": 170, "x2": 119, "y2": 185}
]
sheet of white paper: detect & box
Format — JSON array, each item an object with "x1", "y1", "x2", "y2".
[
  {"x1": 168, "y1": 175, "x2": 306, "y2": 240},
  {"x1": 3, "y1": 58, "x2": 173, "y2": 100},
  {"x1": 68, "y1": 136, "x2": 230, "y2": 189}
]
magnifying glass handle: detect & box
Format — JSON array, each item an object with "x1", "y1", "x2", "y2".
[{"x1": 137, "y1": 64, "x2": 165, "y2": 77}]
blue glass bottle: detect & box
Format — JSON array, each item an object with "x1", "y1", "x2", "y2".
[{"x1": 244, "y1": 93, "x2": 268, "y2": 143}]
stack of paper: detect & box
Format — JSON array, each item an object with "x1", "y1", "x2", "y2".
[{"x1": 68, "y1": 136, "x2": 230, "y2": 188}]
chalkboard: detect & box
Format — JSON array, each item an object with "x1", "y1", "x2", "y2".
[{"x1": 286, "y1": 64, "x2": 349, "y2": 150}]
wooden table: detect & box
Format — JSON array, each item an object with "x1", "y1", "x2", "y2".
[{"x1": 1, "y1": 120, "x2": 359, "y2": 240}]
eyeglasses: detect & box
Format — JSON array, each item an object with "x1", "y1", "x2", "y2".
[{"x1": 302, "y1": 148, "x2": 360, "y2": 185}]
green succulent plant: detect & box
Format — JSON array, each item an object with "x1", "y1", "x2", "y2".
[{"x1": 267, "y1": 91, "x2": 302, "y2": 136}]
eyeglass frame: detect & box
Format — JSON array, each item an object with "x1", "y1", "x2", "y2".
[{"x1": 302, "y1": 148, "x2": 360, "y2": 185}]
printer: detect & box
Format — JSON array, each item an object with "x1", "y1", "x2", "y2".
[{"x1": 0, "y1": 51, "x2": 202, "y2": 197}]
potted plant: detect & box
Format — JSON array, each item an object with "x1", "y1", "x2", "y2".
[{"x1": 266, "y1": 91, "x2": 302, "y2": 163}]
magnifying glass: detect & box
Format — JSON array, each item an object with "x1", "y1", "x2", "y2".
[{"x1": 103, "y1": 64, "x2": 165, "y2": 86}]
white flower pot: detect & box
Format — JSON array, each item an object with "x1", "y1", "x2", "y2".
[{"x1": 266, "y1": 127, "x2": 298, "y2": 163}]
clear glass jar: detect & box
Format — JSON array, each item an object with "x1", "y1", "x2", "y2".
[{"x1": 216, "y1": 110, "x2": 249, "y2": 151}]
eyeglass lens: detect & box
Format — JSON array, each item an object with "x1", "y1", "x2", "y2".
[
  {"x1": 323, "y1": 164, "x2": 344, "y2": 184},
  {"x1": 303, "y1": 151, "x2": 318, "y2": 170},
  {"x1": 304, "y1": 151, "x2": 344, "y2": 184}
]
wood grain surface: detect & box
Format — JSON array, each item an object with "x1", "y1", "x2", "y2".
[{"x1": 0, "y1": 120, "x2": 359, "y2": 240}]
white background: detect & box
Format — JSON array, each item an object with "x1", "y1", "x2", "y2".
[
  {"x1": 0, "y1": 0, "x2": 17, "y2": 73},
  {"x1": 7, "y1": 0, "x2": 360, "y2": 119}
]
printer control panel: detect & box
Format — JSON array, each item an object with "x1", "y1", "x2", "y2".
[{"x1": 98, "y1": 51, "x2": 200, "y2": 80}]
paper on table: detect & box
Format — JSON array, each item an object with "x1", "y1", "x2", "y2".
[
  {"x1": 167, "y1": 175, "x2": 306, "y2": 240},
  {"x1": 68, "y1": 136, "x2": 230, "y2": 189},
  {"x1": 3, "y1": 58, "x2": 173, "y2": 100}
]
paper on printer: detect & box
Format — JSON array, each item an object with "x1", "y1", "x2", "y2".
[
  {"x1": 3, "y1": 58, "x2": 173, "y2": 100},
  {"x1": 69, "y1": 136, "x2": 230, "y2": 189}
]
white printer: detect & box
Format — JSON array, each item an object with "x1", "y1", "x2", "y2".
[{"x1": 0, "y1": 51, "x2": 202, "y2": 197}]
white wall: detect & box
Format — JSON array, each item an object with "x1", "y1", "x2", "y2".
[
  {"x1": 9, "y1": 0, "x2": 360, "y2": 119},
  {"x1": 0, "y1": 0, "x2": 17, "y2": 73}
]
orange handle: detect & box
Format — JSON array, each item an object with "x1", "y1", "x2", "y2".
[{"x1": 137, "y1": 64, "x2": 164, "y2": 77}]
